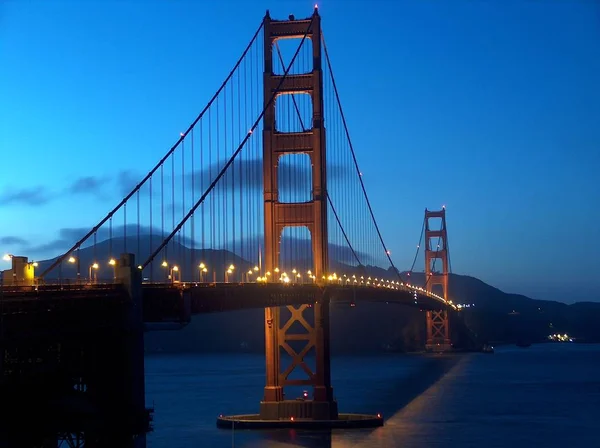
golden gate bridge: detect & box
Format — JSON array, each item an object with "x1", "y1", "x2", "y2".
[{"x1": 0, "y1": 7, "x2": 464, "y2": 445}]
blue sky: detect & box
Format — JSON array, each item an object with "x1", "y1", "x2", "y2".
[{"x1": 1, "y1": 0, "x2": 599, "y2": 303}]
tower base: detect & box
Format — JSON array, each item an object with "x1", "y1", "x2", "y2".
[
  {"x1": 425, "y1": 341, "x2": 453, "y2": 353},
  {"x1": 260, "y1": 399, "x2": 338, "y2": 421},
  {"x1": 217, "y1": 412, "x2": 382, "y2": 429}
]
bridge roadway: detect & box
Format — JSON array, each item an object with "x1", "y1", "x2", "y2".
[{"x1": 1, "y1": 281, "x2": 450, "y2": 330}]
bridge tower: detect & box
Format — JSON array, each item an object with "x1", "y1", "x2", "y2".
[
  {"x1": 424, "y1": 207, "x2": 452, "y2": 352},
  {"x1": 261, "y1": 9, "x2": 337, "y2": 420}
]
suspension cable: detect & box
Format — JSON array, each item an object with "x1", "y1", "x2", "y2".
[
  {"x1": 327, "y1": 193, "x2": 362, "y2": 266},
  {"x1": 39, "y1": 20, "x2": 265, "y2": 280},
  {"x1": 322, "y1": 33, "x2": 404, "y2": 283},
  {"x1": 278, "y1": 41, "x2": 359, "y2": 269},
  {"x1": 143, "y1": 15, "x2": 316, "y2": 269},
  {"x1": 409, "y1": 214, "x2": 426, "y2": 273}
]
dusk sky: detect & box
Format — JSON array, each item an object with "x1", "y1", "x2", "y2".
[{"x1": 1, "y1": 0, "x2": 598, "y2": 303}]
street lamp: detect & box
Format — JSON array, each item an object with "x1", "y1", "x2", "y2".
[
  {"x1": 109, "y1": 258, "x2": 116, "y2": 281},
  {"x1": 68, "y1": 255, "x2": 81, "y2": 283},
  {"x1": 89, "y1": 262, "x2": 99, "y2": 284},
  {"x1": 2, "y1": 254, "x2": 12, "y2": 261},
  {"x1": 226, "y1": 264, "x2": 235, "y2": 283},
  {"x1": 170, "y1": 265, "x2": 179, "y2": 283},
  {"x1": 246, "y1": 270, "x2": 253, "y2": 282},
  {"x1": 161, "y1": 260, "x2": 168, "y2": 282},
  {"x1": 198, "y1": 263, "x2": 208, "y2": 282}
]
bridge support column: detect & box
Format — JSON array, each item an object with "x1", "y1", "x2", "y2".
[
  {"x1": 260, "y1": 292, "x2": 337, "y2": 420},
  {"x1": 424, "y1": 208, "x2": 453, "y2": 352},
  {"x1": 426, "y1": 310, "x2": 451, "y2": 352}
]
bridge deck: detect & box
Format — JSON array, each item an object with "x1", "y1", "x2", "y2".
[{"x1": 2, "y1": 282, "x2": 447, "y2": 327}]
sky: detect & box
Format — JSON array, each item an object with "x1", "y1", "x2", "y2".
[{"x1": 0, "y1": 0, "x2": 599, "y2": 303}]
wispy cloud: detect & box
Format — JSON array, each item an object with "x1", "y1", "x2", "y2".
[
  {"x1": 0, "y1": 235, "x2": 29, "y2": 245},
  {"x1": 0, "y1": 186, "x2": 51, "y2": 206},
  {"x1": 0, "y1": 173, "x2": 126, "y2": 207},
  {"x1": 67, "y1": 175, "x2": 108, "y2": 196}
]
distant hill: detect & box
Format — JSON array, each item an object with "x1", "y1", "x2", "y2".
[{"x1": 32, "y1": 235, "x2": 600, "y2": 351}]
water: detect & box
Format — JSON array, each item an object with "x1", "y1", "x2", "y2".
[{"x1": 145, "y1": 344, "x2": 600, "y2": 447}]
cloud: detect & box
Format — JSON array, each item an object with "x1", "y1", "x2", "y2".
[
  {"x1": 0, "y1": 235, "x2": 29, "y2": 245},
  {"x1": 0, "y1": 186, "x2": 50, "y2": 205},
  {"x1": 0, "y1": 174, "x2": 116, "y2": 207},
  {"x1": 187, "y1": 157, "x2": 350, "y2": 197},
  {"x1": 118, "y1": 157, "x2": 350, "y2": 202},
  {"x1": 67, "y1": 175, "x2": 107, "y2": 195}
]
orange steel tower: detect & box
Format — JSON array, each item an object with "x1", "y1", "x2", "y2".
[
  {"x1": 424, "y1": 207, "x2": 452, "y2": 352},
  {"x1": 260, "y1": 9, "x2": 337, "y2": 420}
]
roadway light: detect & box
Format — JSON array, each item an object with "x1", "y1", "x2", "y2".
[
  {"x1": 108, "y1": 258, "x2": 116, "y2": 266},
  {"x1": 161, "y1": 261, "x2": 168, "y2": 268},
  {"x1": 2, "y1": 254, "x2": 12, "y2": 261},
  {"x1": 199, "y1": 262, "x2": 206, "y2": 269},
  {"x1": 32, "y1": 262, "x2": 38, "y2": 267},
  {"x1": 68, "y1": 256, "x2": 76, "y2": 264},
  {"x1": 253, "y1": 266, "x2": 259, "y2": 272},
  {"x1": 172, "y1": 266, "x2": 179, "y2": 272},
  {"x1": 89, "y1": 262, "x2": 99, "y2": 285},
  {"x1": 228, "y1": 264, "x2": 235, "y2": 270}
]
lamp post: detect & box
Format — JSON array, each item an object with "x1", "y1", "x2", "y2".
[
  {"x1": 170, "y1": 265, "x2": 179, "y2": 284},
  {"x1": 225, "y1": 264, "x2": 235, "y2": 283},
  {"x1": 68, "y1": 255, "x2": 81, "y2": 283},
  {"x1": 199, "y1": 263, "x2": 208, "y2": 282},
  {"x1": 89, "y1": 262, "x2": 99, "y2": 284},
  {"x1": 161, "y1": 260, "x2": 168, "y2": 282},
  {"x1": 108, "y1": 258, "x2": 116, "y2": 281}
]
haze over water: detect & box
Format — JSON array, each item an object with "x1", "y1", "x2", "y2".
[{"x1": 144, "y1": 344, "x2": 599, "y2": 447}]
